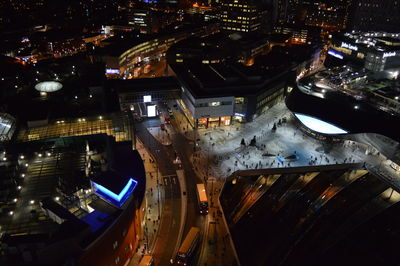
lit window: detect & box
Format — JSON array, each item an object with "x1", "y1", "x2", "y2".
[{"x1": 210, "y1": 102, "x2": 221, "y2": 106}]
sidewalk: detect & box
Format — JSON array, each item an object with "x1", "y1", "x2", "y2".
[
  {"x1": 172, "y1": 108, "x2": 196, "y2": 142},
  {"x1": 147, "y1": 126, "x2": 172, "y2": 146},
  {"x1": 130, "y1": 139, "x2": 164, "y2": 265},
  {"x1": 189, "y1": 153, "x2": 239, "y2": 266}
]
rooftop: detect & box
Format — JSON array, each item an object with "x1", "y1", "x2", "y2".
[
  {"x1": 106, "y1": 76, "x2": 180, "y2": 94},
  {"x1": 299, "y1": 65, "x2": 400, "y2": 116},
  {"x1": 0, "y1": 133, "x2": 145, "y2": 249},
  {"x1": 171, "y1": 45, "x2": 315, "y2": 98},
  {"x1": 0, "y1": 136, "x2": 90, "y2": 236},
  {"x1": 220, "y1": 164, "x2": 400, "y2": 266},
  {"x1": 336, "y1": 32, "x2": 400, "y2": 52}
]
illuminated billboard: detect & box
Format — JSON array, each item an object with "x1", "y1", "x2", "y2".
[
  {"x1": 106, "y1": 68, "x2": 120, "y2": 74},
  {"x1": 147, "y1": 105, "x2": 157, "y2": 117},
  {"x1": 143, "y1": 95, "x2": 152, "y2": 103}
]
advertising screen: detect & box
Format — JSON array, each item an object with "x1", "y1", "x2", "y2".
[{"x1": 147, "y1": 105, "x2": 157, "y2": 117}]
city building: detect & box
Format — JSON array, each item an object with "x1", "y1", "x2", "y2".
[
  {"x1": 94, "y1": 23, "x2": 218, "y2": 79},
  {"x1": 348, "y1": 0, "x2": 400, "y2": 33},
  {"x1": 186, "y1": 3, "x2": 218, "y2": 23},
  {"x1": 285, "y1": 64, "x2": 400, "y2": 165},
  {"x1": 0, "y1": 134, "x2": 145, "y2": 266},
  {"x1": 107, "y1": 77, "x2": 180, "y2": 113},
  {"x1": 219, "y1": 164, "x2": 400, "y2": 266},
  {"x1": 220, "y1": 0, "x2": 262, "y2": 33},
  {"x1": 302, "y1": 0, "x2": 351, "y2": 31},
  {"x1": 167, "y1": 32, "x2": 272, "y2": 67},
  {"x1": 0, "y1": 49, "x2": 150, "y2": 265},
  {"x1": 274, "y1": 0, "x2": 351, "y2": 32},
  {"x1": 127, "y1": 9, "x2": 178, "y2": 34},
  {"x1": 326, "y1": 32, "x2": 400, "y2": 76},
  {"x1": 272, "y1": 0, "x2": 289, "y2": 25},
  {"x1": 0, "y1": 113, "x2": 16, "y2": 142},
  {"x1": 273, "y1": 24, "x2": 321, "y2": 45},
  {"x1": 169, "y1": 43, "x2": 317, "y2": 127}
]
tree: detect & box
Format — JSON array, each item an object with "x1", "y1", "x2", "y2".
[{"x1": 249, "y1": 136, "x2": 256, "y2": 146}]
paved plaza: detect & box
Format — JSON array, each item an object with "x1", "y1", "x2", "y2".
[{"x1": 183, "y1": 101, "x2": 398, "y2": 186}]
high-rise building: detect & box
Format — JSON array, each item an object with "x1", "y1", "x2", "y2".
[
  {"x1": 348, "y1": 0, "x2": 400, "y2": 32},
  {"x1": 302, "y1": 0, "x2": 351, "y2": 31},
  {"x1": 273, "y1": 0, "x2": 288, "y2": 25},
  {"x1": 274, "y1": 0, "x2": 351, "y2": 31},
  {"x1": 273, "y1": 0, "x2": 307, "y2": 26},
  {"x1": 220, "y1": 0, "x2": 262, "y2": 33}
]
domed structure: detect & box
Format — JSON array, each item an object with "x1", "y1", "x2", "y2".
[{"x1": 35, "y1": 81, "x2": 63, "y2": 92}]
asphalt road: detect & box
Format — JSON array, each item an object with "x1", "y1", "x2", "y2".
[
  {"x1": 159, "y1": 102, "x2": 206, "y2": 266},
  {"x1": 135, "y1": 119, "x2": 182, "y2": 265}
]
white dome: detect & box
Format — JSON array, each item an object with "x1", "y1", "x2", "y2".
[{"x1": 35, "y1": 81, "x2": 63, "y2": 93}]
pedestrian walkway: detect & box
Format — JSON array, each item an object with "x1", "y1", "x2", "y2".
[
  {"x1": 147, "y1": 126, "x2": 172, "y2": 146},
  {"x1": 172, "y1": 109, "x2": 196, "y2": 142},
  {"x1": 189, "y1": 101, "x2": 389, "y2": 183},
  {"x1": 130, "y1": 139, "x2": 163, "y2": 266}
]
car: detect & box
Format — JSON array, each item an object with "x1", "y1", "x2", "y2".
[
  {"x1": 160, "y1": 124, "x2": 166, "y2": 130},
  {"x1": 164, "y1": 117, "x2": 171, "y2": 124}
]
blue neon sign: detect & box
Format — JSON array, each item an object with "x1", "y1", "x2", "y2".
[
  {"x1": 328, "y1": 49, "x2": 344, "y2": 60},
  {"x1": 93, "y1": 178, "x2": 138, "y2": 206}
]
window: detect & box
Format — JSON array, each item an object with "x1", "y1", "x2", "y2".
[{"x1": 210, "y1": 102, "x2": 221, "y2": 106}]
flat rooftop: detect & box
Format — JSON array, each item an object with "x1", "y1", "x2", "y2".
[
  {"x1": 171, "y1": 45, "x2": 315, "y2": 98},
  {"x1": 16, "y1": 113, "x2": 133, "y2": 143},
  {"x1": 300, "y1": 65, "x2": 400, "y2": 116},
  {"x1": 335, "y1": 32, "x2": 400, "y2": 52},
  {"x1": 107, "y1": 76, "x2": 180, "y2": 94},
  {"x1": 0, "y1": 137, "x2": 89, "y2": 236}
]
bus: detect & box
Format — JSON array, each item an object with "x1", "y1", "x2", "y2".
[
  {"x1": 196, "y1": 184, "x2": 208, "y2": 215},
  {"x1": 175, "y1": 227, "x2": 200, "y2": 265},
  {"x1": 139, "y1": 255, "x2": 154, "y2": 266}
]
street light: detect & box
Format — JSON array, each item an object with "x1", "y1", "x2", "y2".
[{"x1": 156, "y1": 163, "x2": 161, "y2": 220}]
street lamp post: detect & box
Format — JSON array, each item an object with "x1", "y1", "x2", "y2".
[
  {"x1": 193, "y1": 127, "x2": 197, "y2": 152},
  {"x1": 210, "y1": 178, "x2": 214, "y2": 207},
  {"x1": 156, "y1": 164, "x2": 160, "y2": 220}
]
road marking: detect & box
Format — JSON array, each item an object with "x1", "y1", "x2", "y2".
[{"x1": 161, "y1": 174, "x2": 177, "y2": 178}]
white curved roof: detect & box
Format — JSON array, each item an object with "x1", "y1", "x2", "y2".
[{"x1": 35, "y1": 81, "x2": 63, "y2": 92}]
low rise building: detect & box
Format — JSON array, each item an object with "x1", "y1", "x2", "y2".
[{"x1": 169, "y1": 42, "x2": 318, "y2": 127}]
